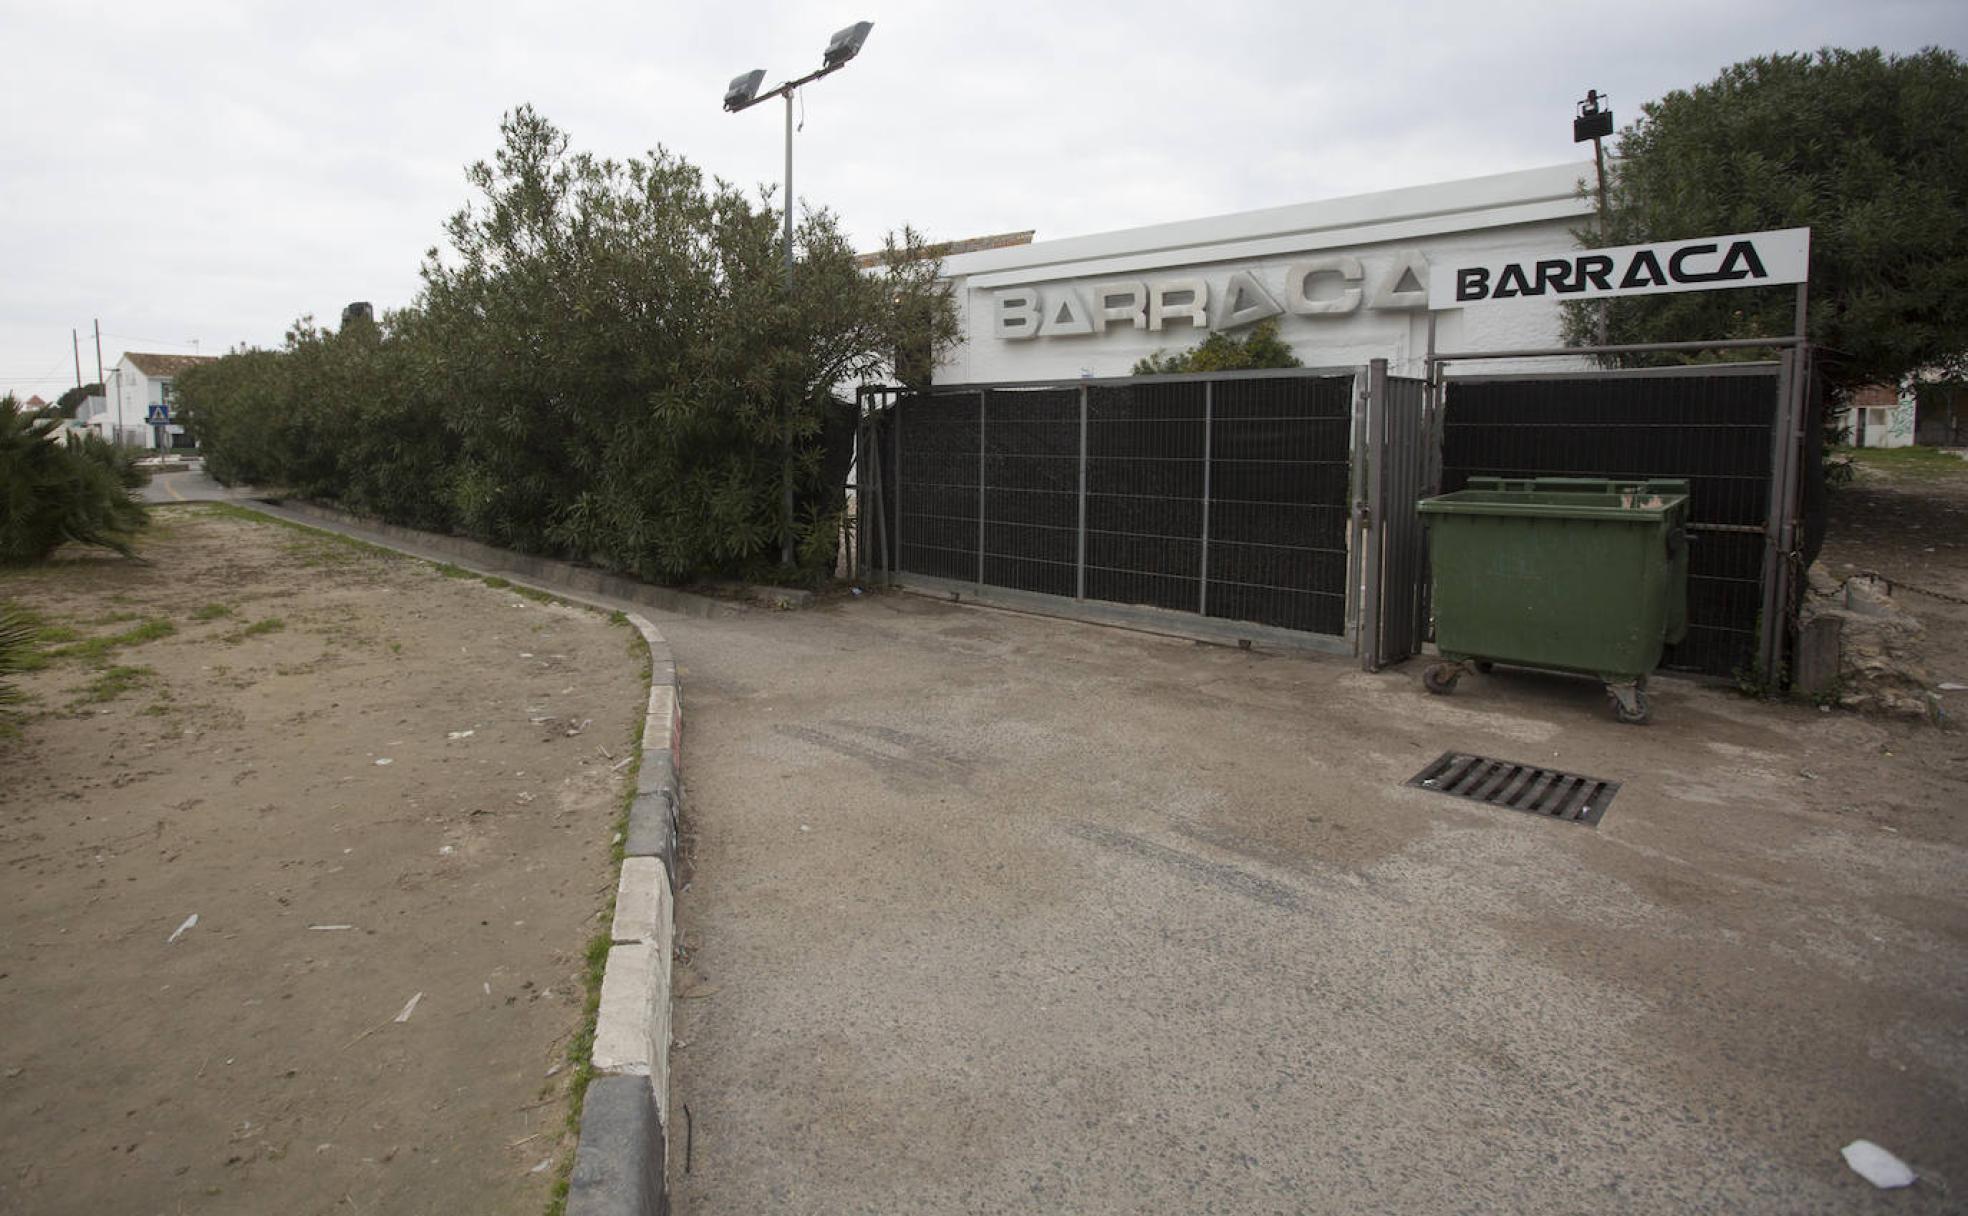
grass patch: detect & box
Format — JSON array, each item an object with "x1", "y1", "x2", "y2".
[
  {"x1": 1838, "y1": 445, "x2": 1968, "y2": 481},
  {"x1": 512, "y1": 584, "x2": 557, "y2": 604},
  {"x1": 481, "y1": 575, "x2": 512, "y2": 589},
  {"x1": 94, "y1": 610, "x2": 142, "y2": 625},
  {"x1": 43, "y1": 617, "x2": 175, "y2": 664},
  {"x1": 190, "y1": 603, "x2": 233, "y2": 621},
  {"x1": 199, "y1": 502, "x2": 400, "y2": 563},
  {"x1": 225, "y1": 617, "x2": 286, "y2": 643},
  {"x1": 74, "y1": 664, "x2": 154, "y2": 704},
  {"x1": 433, "y1": 563, "x2": 475, "y2": 580}
]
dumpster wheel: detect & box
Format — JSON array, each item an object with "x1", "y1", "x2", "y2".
[
  {"x1": 1607, "y1": 681, "x2": 1650, "y2": 725},
  {"x1": 1422, "y1": 663, "x2": 1462, "y2": 695}
]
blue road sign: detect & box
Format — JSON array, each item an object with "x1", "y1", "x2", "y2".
[{"x1": 147, "y1": 404, "x2": 171, "y2": 424}]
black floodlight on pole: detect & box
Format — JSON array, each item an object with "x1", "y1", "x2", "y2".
[
  {"x1": 823, "y1": 21, "x2": 873, "y2": 68},
  {"x1": 722, "y1": 20, "x2": 876, "y2": 566},
  {"x1": 1574, "y1": 89, "x2": 1613, "y2": 232},
  {"x1": 724, "y1": 69, "x2": 766, "y2": 112}
]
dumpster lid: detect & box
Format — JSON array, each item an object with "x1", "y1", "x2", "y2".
[{"x1": 1419, "y1": 477, "x2": 1690, "y2": 520}]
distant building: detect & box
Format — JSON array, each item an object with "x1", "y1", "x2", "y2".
[
  {"x1": 1842, "y1": 383, "x2": 1916, "y2": 449},
  {"x1": 23, "y1": 394, "x2": 49, "y2": 411},
  {"x1": 101, "y1": 352, "x2": 218, "y2": 449}
]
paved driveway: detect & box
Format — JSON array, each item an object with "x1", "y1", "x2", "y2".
[
  {"x1": 138, "y1": 462, "x2": 259, "y2": 504},
  {"x1": 663, "y1": 593, "x2": 1966, "y2": 1214}
]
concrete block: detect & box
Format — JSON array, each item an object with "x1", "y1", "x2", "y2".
[
  {"x1": 635, "y1": 750, "x2": 679, "y2": 799},
  {"x1": 592, "y1": 941, "x2": 658, "y2": 1075},
  {"x1": 1794, "y1": 614, "x2": 1842, "y2": 697},
  {"x1": 565, "y1": 1075, "x2": 667, "y2": 1216},
  {"x1": 612, "y1": 857, "x2": 674, "y2": 951},
  {"x1": 649, "y1": 684, "x2": 680, "y2": 751},
  {"x1": 624, "y1": 788, "x2": 677, "y2": 873}
]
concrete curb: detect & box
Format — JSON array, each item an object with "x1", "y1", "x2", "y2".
[
  {"x1": 212, "y1": 500, "x2": 682, "y2": 1216},
  {"x1": 569, "y1": 609, "x2": 683, "y2": 1216},
  {"x1": 256, "y1": 497, "x2": 742, "y2": 621}
]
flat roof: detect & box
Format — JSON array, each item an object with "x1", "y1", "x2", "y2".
[{"x1": 944, "y1": 162, "x2": 1596, "y2": 287}]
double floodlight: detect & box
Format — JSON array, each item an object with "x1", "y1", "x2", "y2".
[
  {"x1": 724, "y1": 68, "x2": 767, "y2": 111},
  {"x1": 823, "y1": 21, "x2": 873, "y2": 69},
  {"x1": 725, "y1": 21, "x2": 873, "y2": 110}
]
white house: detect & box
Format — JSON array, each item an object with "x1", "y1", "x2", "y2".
[
  {"x1": 932, "y1": 162, "x2": 1599, "y2": 384},
  {"x1": 101, "y1": 351, "x2": 217, "y2": 449}
]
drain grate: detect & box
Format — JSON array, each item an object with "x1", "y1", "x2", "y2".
[{"x1": 1406, "y1": 752, "x2": 1619, "y2": 826}]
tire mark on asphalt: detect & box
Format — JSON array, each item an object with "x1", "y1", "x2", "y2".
[
  {"x1": 774, "y1": 722, "x2": 962, "y2": 784},
  {"x1": 1064, "y1": 821, "x2": 1303, "y2": 911}
]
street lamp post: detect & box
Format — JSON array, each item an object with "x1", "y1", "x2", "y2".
[{"x1": 725, "y1": 20, "x2": 873, "y2": 566}]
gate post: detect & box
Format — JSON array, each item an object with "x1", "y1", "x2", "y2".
[
  {"x1": 1200, "y1": 381, "x2": 1213, "y2": 616},
  {"x1": 1360, "y1": 359, "x2": 1389, "y2": 670},
  {"x1": 1077, "y1": 383, "x2": 1088, "y2": 601},
  {"x1": 977, "y1": 389, "x2": 987, "y2": 590}
]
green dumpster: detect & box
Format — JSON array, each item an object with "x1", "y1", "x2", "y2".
[{"x1": 1415, "y1": 477, "x2": 1691, "y2": 724}]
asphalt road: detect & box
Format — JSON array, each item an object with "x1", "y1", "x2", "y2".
[
  {"x1": 661, "y1": 592, "x2": 1967, "y2": 1214},
  {"x1": 138, "y1": 461, "x2": 258, "y2": 504}
]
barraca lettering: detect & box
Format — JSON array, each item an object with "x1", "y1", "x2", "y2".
[
  {"x1": 993, "y1": 250, "x2": 1432, "y2": 341},
  {"x1": 1454, "y1": 239, "x2": 1774, "y2": 302}
]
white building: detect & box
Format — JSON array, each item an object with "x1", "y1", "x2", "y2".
[
  {"x1": 932, "y1": 163, "x2": 1598, "y2": 384},
  {"x1": 100, "y1": 351, "x2": 216, "y2": 449}
]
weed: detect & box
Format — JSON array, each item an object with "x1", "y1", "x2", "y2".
[
  {"x1": 225, "y1": 617, "x2": 285, "y2": 643},
  {"x1": 481, "y1": 575, "x2": 512, "y2": 589},
  {"x1": 94, "y1": 610, "x2": 142, "y2": 625},
  {"x1": 546, "y1": 619, "x2": 650, "y2": 1216},
  {"x1": 44, "y1": 618, "x2": 175, "y2": 664},
  {"x1": 190, "y1": 603, "x2": 233, "y2": 621},
  {"x1": 75, "y1": 664, "x2": 154, "y2": 704},
  {"x1": 387, "y1": 640, "x2": 403, "y2": 654},
  {"x1": 433, "y1": 563, "x2": 475, "y2": 580},
  {"x1": 512, "y1": 584, "x2": 557, "y2": 605}
]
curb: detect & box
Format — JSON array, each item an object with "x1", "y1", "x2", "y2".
[
  {"x1": 569, "y1": 608, "x2": 682, "y2": 1216},
  {"x1": 206, "y1": 500, "x2": 682, "y2": 1216},
  {"x1": 251, "y1": 498, "x2": 745, "y2": 621}
]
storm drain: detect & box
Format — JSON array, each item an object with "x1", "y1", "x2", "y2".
[{"x1": 1406, "y1": 752, "x2": 1618, "y2": 827}]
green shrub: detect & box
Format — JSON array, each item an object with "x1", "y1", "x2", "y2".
[
  {"x1": 0, "y1": 605, "x2": 33, "y2": 730},
  {"x1": 0, "y1": 396, "x2": 150, "y2": 564},
  {"x1": 175, "y1": 105, "x2": 957, "y2": 586}
]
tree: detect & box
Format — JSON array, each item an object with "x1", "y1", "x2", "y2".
[
  {"x1": 179, "y1": 106, "x2": 957, "y2": 585},
  {"x1": 56, "y1": 383, "x2": 103, "y2": 417},
  {"x1": 1565, "y1": 48, "x2": 1968, "y2": 399},
  {"x1": 0, "y1": 395, "x2": 149, "y2": 564},
  {"x1": 1133, "y1": 319, "x2": 1302, "y2": 375}
]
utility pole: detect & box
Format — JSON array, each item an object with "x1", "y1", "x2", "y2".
[
  {"x1": 73, "y1": 329, "x2": 83, "y2": 390},
  {"x1": 95, "y1": 319, "x2": 113, "y2": 439}
]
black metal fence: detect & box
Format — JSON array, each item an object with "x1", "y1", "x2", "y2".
[
  {"x1": 871, "y1": 372, "x2": 1359, "y2": 637},
  {"x1": 1440, "y1": 366, "x2": 1780, "y2": 677}
]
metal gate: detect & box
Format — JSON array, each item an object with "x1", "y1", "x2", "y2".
[
  {"x1": 1436, "y1": 363, "x2": 1793, "y2": 678},
  {"x1": 860, "y1": 366, "x2": 1432, "y2": 653}
]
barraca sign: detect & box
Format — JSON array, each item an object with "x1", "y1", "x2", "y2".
[
  {"x1": 991, "y1": 249, "x2": 1434, "y2": 340},
  {"x1": 1433, "y1": 227, "x2": 1810, "y2": 305}
]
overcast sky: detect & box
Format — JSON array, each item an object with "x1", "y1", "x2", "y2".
[{"x1": 4, "y1": 0, "x2": 1964, "y2": 400}]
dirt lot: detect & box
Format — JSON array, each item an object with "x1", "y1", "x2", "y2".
[
  {"x1": 1818, "y1": 447, "x2": 1968, "y2": 692},
  {"x1": 0, "y1": 505, "x2": 644, "y2": 1215}
]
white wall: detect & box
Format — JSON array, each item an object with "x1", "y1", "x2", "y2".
[
  {"x1": 109, "y1": 358, "x2": 192, "y2": 449},
  {"x1": 934, "y1": 163, "x2": 1597, "y2": 384}
]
